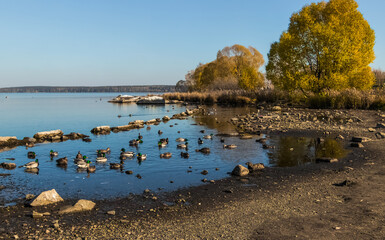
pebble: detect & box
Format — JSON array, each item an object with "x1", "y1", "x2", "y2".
[{"x1": 107, "y1": 210, "x2": 116, "y2": 215}]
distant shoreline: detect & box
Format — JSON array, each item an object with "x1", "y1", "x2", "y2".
[{"x1": 0, "y1": 85, "x2": 175, "y2": 93}]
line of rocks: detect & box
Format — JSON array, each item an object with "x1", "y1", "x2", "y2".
[
  {"x1": 0, "y1": 130, "x2": 90, "y2": 151},
  {"x1": 90, "y1": 108, "x2": 201, "y2": 134}
]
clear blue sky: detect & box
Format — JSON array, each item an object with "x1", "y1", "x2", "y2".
[{"x1": 0, "y1": 0, "x2": 383, "y2": 87}]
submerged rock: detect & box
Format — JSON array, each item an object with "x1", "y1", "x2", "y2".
[
  {"x1": 30, "y1": 189, "x2": 64, "y2": 207},
  {"x1": 231, "y1": 165, "x2": 249, "y2": 177},
  {"x1": 0, "y1": 162, "x2": 16, "y2": 170}
]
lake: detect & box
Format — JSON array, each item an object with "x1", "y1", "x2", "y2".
[{"x1": 0, "y1": 93, "x2": 346, "y2": 206}]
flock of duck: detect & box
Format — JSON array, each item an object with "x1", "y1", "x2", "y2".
[{"x1": 20, "y1": 132, "x2": 239, "y2": 174}]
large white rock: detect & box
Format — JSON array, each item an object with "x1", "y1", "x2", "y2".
[
  {"x1": 58, "y1": 199, "x2": 96, "y2": 214},
  {"x1": 30, "y1": 189, "x2": 64, "y2": 206},
  {"x1": 33, "y1": 130, "x2": 63, "y2": 139},
  {"x1": 0, "y1": 136, "x2": 17, "y2": 142}
]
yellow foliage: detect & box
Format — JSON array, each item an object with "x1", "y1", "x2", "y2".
[
  {"x1": 187, "y1": 44, "x2": 265, "y2": 91},
  {"x1": 266, "y1": 0, "x2": 375, "y2": 93}
]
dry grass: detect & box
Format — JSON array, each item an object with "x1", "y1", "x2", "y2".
[{"x1": 164, "y1": 89, "x2": 385, "y2": 110}]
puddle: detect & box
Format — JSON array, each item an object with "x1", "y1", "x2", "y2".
[{"x1": 266, "y1": 137, "x2": 349, "y2": 167}]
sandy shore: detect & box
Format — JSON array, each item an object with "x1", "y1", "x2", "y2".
[{"x1": 1, "y1": 108, "x2": 385, "y2": 239}]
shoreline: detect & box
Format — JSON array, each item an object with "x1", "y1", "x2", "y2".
[{"x1": 1, "y1": 108, "x2": 385, "y2": 239}]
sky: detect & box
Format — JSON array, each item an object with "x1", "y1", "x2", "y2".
[{"x1": 0, "y1": 0, "x2": 384, "y2": 88}]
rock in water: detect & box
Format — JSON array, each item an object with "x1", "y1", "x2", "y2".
[
  {"x1": 30, "y1": 189, "x2": 64, "y2": 207},
  {"x1": 231, "y1": 165, "x2": 249, "y2": 177},
  {"x1": 58, "y1": 199, "x2": 96, "y2": 214}
]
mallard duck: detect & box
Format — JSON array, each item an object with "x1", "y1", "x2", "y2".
[
  {"x1": 180, "y1": 152, "x2": 189, "y2": 158},
  {"x1": 87, "y1": 165, "x2": 96, "y2": 173},
  {"x1": 138, "y1": 133, "x2": 143, "y2": 140},
  {"x1": 27, "y1": 152, "x2": 36, "y2": 159},
  {"x1": 198, "y1": 138, "x2": 204, "y2": 144},
  {"x1": 77, "y1": 160, "x2": 90, "y2": 169},
  {"x1": 176, "y1": 138, "x2": 187, "y2": 142},
  {"x1": 97, "y1": 147, "x2": 110, "y2": 154},
  {"x1": 96, "y1": 153, "x2": 108, "y2": 162},
  {"x1": 160, "y1": 152, "x2": 172, "y2": 158},
  {"x1": 50, "y1": 150, "x2": 58, "y2": 157},
  {"x1": 74, "y1": 155, "x2": 87, "y2": 164},
  {"x1": 56, "y1": 157, "x2": 68, "y2": 166},
  {"x1": 120, "y1": 148, "x2": 134, "y2": 158},
  {"x1": 200, "y1": 130, "x2": 205, "y2": 133},
  {"x1": 203, "y1": 134, "x2": 214, "y2": 139},
  {"x1": 177, "y1": 142, "x2": 188, "y2": 149},
  {"x1": 137, "y1": 153, "x2": 147, "y2": 161},
  {"x1": 246, "y1": 162, "x2": 265, "y2": 171},
  {"x1": 220, "y1": 138, "x2": 225, "y2": 143},
  {"x1": 129, "y1": 139, "x2": 139, "y2": 146},
  {"x1": 196, "y1": 148, "x2": 210, "y2": 154},
  {"x1": 158, "y1": 130, "x2": 163, "y2": 135},
  {"x1": 75, "y1": 151, "x2": 83, "y2": 159},
  {"x1": 223, "y1": 144, "x2": 237, "y2": 149},
  {"x1": 25, "y1": 142, "x2": 35, "y2": 148},
  {"x1": 23, "y1": 159, "x2": 39, "y2": 169},
  {"x1": 110, "y1": 163, "x2": 122, "y2": 169},
  {"x1": 158, "y1": 141, "x2": 167, "y2": 148}
]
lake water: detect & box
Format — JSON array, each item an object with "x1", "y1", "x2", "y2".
[{"x1": 0, "y1": 93, "x2": 347, "y2": 205}]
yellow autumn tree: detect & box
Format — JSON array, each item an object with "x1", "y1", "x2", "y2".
[
  {"x1": 187, "y1": 44, "x2": 265, "y2": 91},
  {"x1": 266, "y1": 0, "x2": 375, "y2": 93}
]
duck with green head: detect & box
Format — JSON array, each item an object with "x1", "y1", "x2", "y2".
[{"x1": 23, "y1": 159, "x2": 39, "y2": 169}]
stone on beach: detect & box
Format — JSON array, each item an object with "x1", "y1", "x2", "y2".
[
  {"x1": 58, "y1": 199, "x2": 96, "y2": 214},
  {"x1": 231, "y1": 165, "x2": 250, "y2": 177},
  {"x1": 30, "y1": 189, "x2": 64, "y2": 207}
]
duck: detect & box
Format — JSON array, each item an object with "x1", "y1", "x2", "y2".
[
  {"x1": 223, "y1": 144, "x2": 237, "y2": 149},
  {"x1": 50, "y1": 150, "x2": 58, "y2": 157},
  {"x1": 158, "y1": 130, "x2": 163, "y2": 135},
  {"x1": 97, "y1": 147, "x2": 110, "y2": 154},
  {"x1": 160, "y1": 152, "x2": 172, "y2": 158},
  {"x1": 75, "y1": 151, "x2": 83, "y2": 160},
  {"x1": 198, "y1": 138, "x2": 204, "y2": 144},
  {"x1": 177, "y1": 142, "x2": 188, "y2": 149},
  {"x1": 27, "y1": 152, "x2": 36, "y2": 159},
  {"x1": 200, "y1": 130, "x2": 205, "y2": 133},
  {"x1": 22, "y1": 159, "x2": 39, "y2": 169},
  {"x1": 158, "y1": 141, "x2": 167, "y2": 148},
  {"x1": 196, "y1": 148, "x2": 210, "y2": 154},
  {"x1": 176, "y1": 138, "x2": 187, "y2": 142},
  {"x1": 137, "y1": 153, "x2": 147, "y2": 161},
  {"x1": 110, "y1": 163, "x2": 122, "y2": 169},
  {"x1": 129, "y1": 139, "x2": 140, "y2": 146},
  {"x1": 25, "y1": 142, "x2": 35, "y2": 148},
  {"x1": 56, "y1": 157, "x2": 68, "y2": 166},
  {"x1": 77, "y1": 160, "x2": 90, "y2": 169},
  {"x1": 96, "y1": 153, "x2": 108, "y2": 163},
  {"x1": 120, "y1": 148, "x2": 135, "y2": 158},
  {"x1": 203, "y1": 134, "x2": 214, "y2": 139},
  {"x1": 138, "y1": 133, "x2": 143, "y2": 140},
  {"x1": 246, "y1": 162, "x2": 265, "y2": 171},
  {"x1": 87, "y1": 165, "x2": 96, "y2": 173},
  {"x1": 74, "y1": 155, "x2": 87, "y2": 164},
  {"x1": 180, "y1": 152, "x2": 189, "y2": 158},
  {"x1": 220, "y1": 138, "x2": 225, "y2": 143}
]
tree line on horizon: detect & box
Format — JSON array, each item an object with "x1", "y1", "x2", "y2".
[
  {"x1": 181, "y1": 0, "x2": 382, "y2": 94},
  {"x1": 0, "y1": 85, "x2": 175, "y2": 93}
]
